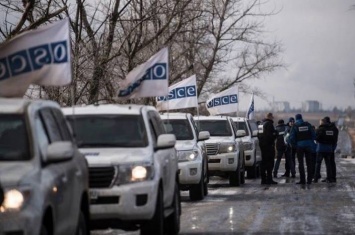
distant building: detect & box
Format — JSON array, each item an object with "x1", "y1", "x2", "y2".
[
  {"x1": 302, "y1": 100, "x2": 321, "y2": 112},
  {"x1": 273, "y1": 101, "x2": 290, "y2": 112}
]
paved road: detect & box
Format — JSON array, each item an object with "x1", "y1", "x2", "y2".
[{"x1": 92, "y1": 130, "x2": 355, "y2": 234}]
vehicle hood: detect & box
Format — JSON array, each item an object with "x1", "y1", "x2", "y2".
[
  {"x1": 0, "y1": 162, "x2": 37, "y2": 187},
  {"x1": 79, "y1": 147, "x2": 153, "y2": 166},
  {"x1": 175, "y1": 140, "x2": 196, "y2": 151},
  {"x1": 241, "y1": 136, "x2": 252, "y2": 142},
  {"x1": 205, "y1": 136, "x2": 235, "y2": 144}
]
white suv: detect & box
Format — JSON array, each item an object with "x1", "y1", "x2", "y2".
[
  {"x1": 194, "y1": 116, "x2": 245, "y2": 186},
  {"x1": 160, "y1": 113, "x2": 210, "y2": 201},
  {"x1": 63, "y1": 104, "x2": 180, "y2": 235},
  {"x1": 232, "y1": 117, "x2": 261, "y2": 178},
  {"x1": 0, "y1": 98, "x2": 90, "y2": 235}
]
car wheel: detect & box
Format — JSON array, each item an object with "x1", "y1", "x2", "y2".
[
  {"x1": 75, "y1": 211, "x2": 88, "y2": 235},
  {"x1": 229, "y1": 162, "x2": 241, "y2": 186},
  {"x1": 189, "y1": 168, "x2": 205, "y2": 201},
  {"x1": 165, "y1": 184, "x2": 181, "y2": 235},
  {"x1": 203, "y1": 160, "x2": 209, "y2": 196},
  {"x1": 240, "y1": 161, "x2": 245, "y2": 184},
  {"x1": 140, "y1": 187, "x2": 164, "y2": 235}
]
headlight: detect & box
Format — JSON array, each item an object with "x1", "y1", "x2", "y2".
[
  {"x1": 177, "y1": 150, "x2": 199, "y2": 162},
  {"x1": 114, "y1": 163, "x2": 154, "y2": 185},
  {"x1": 243, "y1": 142, "x2": 253, "y2": 150},
  {"x1": 219, "y1": 143, "x2": 236, "y2": 153},
  {"x1": 0, "y1": 188, "x2": 31, "y2": 212}
]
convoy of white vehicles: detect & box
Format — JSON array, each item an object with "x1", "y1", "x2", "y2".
[
  {"x1": 160, "y1": 113, "x2": 210, "y2": 201},
  {"x1": 0, "y1": 98, "x2": 262, "y2": 235}
]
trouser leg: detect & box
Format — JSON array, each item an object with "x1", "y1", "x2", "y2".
[
  {"x1": 297, "y1": 148, "x2": 306, "y2": 183},
  {"x1": 305, "y1": 148, "x2": 314, "y2": 183},
  {"x1": 273, "y1": 149, "x2": 283, "y2": 176},
  {"x1": 314, "y1": 153, "x2": 323, "y2": 180}
]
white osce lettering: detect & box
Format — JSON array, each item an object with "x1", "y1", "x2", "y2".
[
  {"x1": 177, "y1": 88, "x2": 185, "y2": 97},
  {"x1": 222, "y1": 96, "x2": 229, "y2": 104},
  {"x1": 230, "y1": 95, "x2": 237, "y2": 103},
  {"x1": 187, "y1": 86, "x2": 195, "y2": 96},
  {"x1": 53, "y1": 43, "x2": 66, "y2": 61},
  {"x1": 34, "y1": 48, "x2": 49, "y2": 66},
  {"x1": 153, "y1": 64, "x2": 166, "y2": 78},
  {"x1": 11, "y1": 55, "x2": 27, "y2": 73}
]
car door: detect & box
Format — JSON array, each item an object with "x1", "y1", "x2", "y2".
[
  {"x1": 248, "y1": 120, "x2": 262, "y2": 162},
  {"x1": 147, "y1": 111, "x2": 175, "y2": 205},
  {"x1": 38, "y1": 108, "x2": 77, "y2": 234}
]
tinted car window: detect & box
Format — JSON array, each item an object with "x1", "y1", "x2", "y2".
[
  {"x1": 248, "y1": 121, "x2": 258, "y2": 132},
  {"x1": 67, "y1": 115, "x2": 148, "y2": 148},
  {"x1": 40, "y1": 108, "x2": 62, "y2": 143},
  {"x1": 163, "y1": 119, "x2": 193, "y2": 140},
  {"x1": 195, "y1": 120, "x2": 232, "y2": 137},
  {"x1": 0, "y1": 115, "x2": 30, "y2": 161},
  {"x1": 234, "y1": 121, "x2": 249, "y2": 136}
]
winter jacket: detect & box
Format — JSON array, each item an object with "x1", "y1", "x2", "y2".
[
  {"x1": 275, "y1": 123, "x2": 287, "y2": 151},
  {"x1": 316, "y1": 122, "x2": 339, "y2": 152},
  {"x1": 289, "y1": 119, "x2": 316, "y2": 148},
  {"x1": 258, "y1": 118, "x2": 278, "y2": 147}
]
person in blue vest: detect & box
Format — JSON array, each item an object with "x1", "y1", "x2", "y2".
[
  {"x1": 314, "y1": 116, "x2": 339, "y2": 183},
  {"x1": 289, "y1": 114, "x2": 316, "y2": 185}
]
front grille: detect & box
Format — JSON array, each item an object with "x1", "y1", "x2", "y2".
[
  {"x1": 208, "y1": 159, "x2": 220, "y2": 163},
  {"x1": 89, "y1": 167, "x2": 116, "y2": 188},
  {"x1": 91, "y1": 196, "x2": 120, "y2": 205},
  {"x1": 206, "y1": 143, "x2": 219, "y2": 155}
]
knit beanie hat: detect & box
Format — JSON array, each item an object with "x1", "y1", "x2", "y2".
[
  {"x1": 295, "y1": 114, "x2": 302, "y2": 121},
  {"x1": 288, "y1": 117, "x2": 295, "y2": 123}
]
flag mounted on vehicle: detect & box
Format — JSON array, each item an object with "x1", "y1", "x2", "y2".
[
  {"x1": 0, "y1": 18, "x2": 71, "y2": 97},
  {"x1": 205, "y1": 86, "x2": 238, "y2": 115},
  {"x1": 117, "y1": 48, "x2": 169, "y2": 99},
  {"x1": 246, "y1": 93, "x2": 255, "y2": 120},
  {"x1": 156, "y1": 75, "x2": 198, "y2": 111}
]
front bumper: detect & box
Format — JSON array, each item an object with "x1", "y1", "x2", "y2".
[
  {"x1": 89, "y1": 180, "x2": 159, "y2": 221},
  {"x1": 178, "y1": 161, "x2": 202, "y2": 185},
  {"x1": 207, "y1": 152, "x2": 239, "y2": 172},
  {"x1": 0, "y1": 204, "x2": 42, "y2": 235},
  {"x1": 244, "y1": 149, "x2": 256, "y2": 167}
]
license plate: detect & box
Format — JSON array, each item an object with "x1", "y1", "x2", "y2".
[{"x1": 90, "y1": 190, "x2": 99, "y2": 199}]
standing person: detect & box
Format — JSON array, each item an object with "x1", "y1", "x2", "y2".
[
  {"x1": 289, "y1": 114, "x2": 316, "y2": 185},
  {"x1": 258, "y1": 113, "x2": 278, "y2": 185},
  {"x1": 283, "y1": 117, "x2": 296, "y2": 178},
  {"x1": 273, "y1": 119, "x2": 287, "y2": 178},
  {"x1": 314, "y1": 116, "x2": 339, "y2": 183}
]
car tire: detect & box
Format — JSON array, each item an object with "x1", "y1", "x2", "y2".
[
  {"x1": 189, "y1": 168, "x2": 205, "y2": 201},
  {"x1": 229, "y1": 162, "x2": 241, "y2": 186},
  {"x1": 140, "y1": 187, "x2": 164, "y2": 235},
  {"x1": 165, "y1": 184, "x2": 181, "y2": 235},
  {"x1": 240, "y1": 161, "x2": 245, "y2": 184},
  {"x1": 75, "y1": 211, "x2": 88, "y2": 235},
  {"x1": 203, "y1": 160, "x2": 209, "y2": 196}
]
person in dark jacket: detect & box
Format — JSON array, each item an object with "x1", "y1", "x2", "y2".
[
  {"x1": 314, "y1": 116, "x2": 339, "y2": 183},
  {"x1": 283, "y1": 117, "x2": 296, "y2": 177},
  {"x1": 289, "y1": 113, "x2": 316, "y2": 185},
  {"x1": 273, "y1": 119, "x2": 287, "y2": 178},
  {"x1": 259, "y1": 113, "x2": 278, "y2": 185}
]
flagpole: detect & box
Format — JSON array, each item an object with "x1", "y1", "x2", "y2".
[{"x1": 237, "y1": 85, "x2": 239, "y2": 117}]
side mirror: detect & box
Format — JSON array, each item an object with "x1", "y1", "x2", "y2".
[
  {"x1": 198, "y1": 131, "x2": 210, "y2": 141},
  {"x1": 236, "y1": 130, "x2": 246, "y2": 138},
  {"x1": 252, "y1": 130, "x2": 259, "y2": 137},
  {"x1": 46, "y1": 141, "x2": 74, "y2": 163},
  {"x1": 156, "y1": 134, "x2": 176, "y2": 150}
]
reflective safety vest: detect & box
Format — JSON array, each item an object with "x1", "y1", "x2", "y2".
[{"x1": 295, "y1": 122, "x2": 312, "y2": 141}]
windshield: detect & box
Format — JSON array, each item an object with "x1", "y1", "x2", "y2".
[
  {"x1": 67, "y1": 115, "x2": 148, "y2": 148},
  {"x1": 234, "y1": 121, "x2": 249, "y2": 136},
  {"x1": 195, "y1": 120, "x2": 232, "y2": 137},
  {"x1": 163, "y1": 119, "x2": 194, "y2": 140},
  {"x1": 0, "y1": 115, "x2": 30, "y2": 161}
]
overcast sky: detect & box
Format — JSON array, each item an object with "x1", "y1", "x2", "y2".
[{"x1": 238, "y1": 0, "x2": 355, "y2": 112}]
